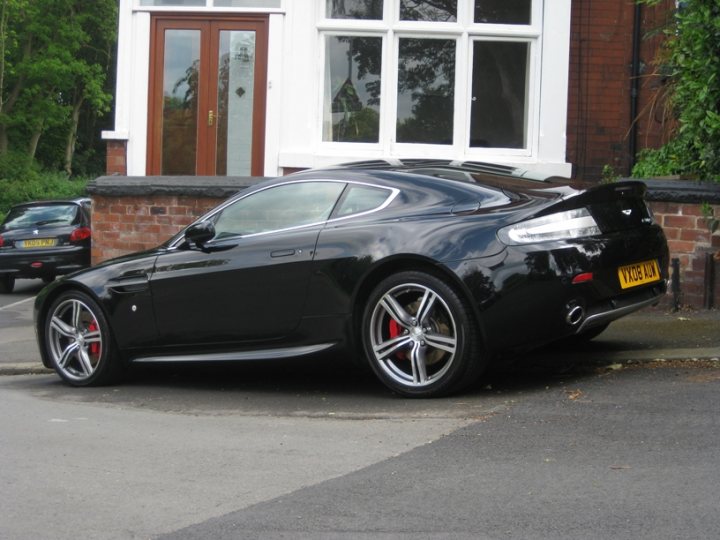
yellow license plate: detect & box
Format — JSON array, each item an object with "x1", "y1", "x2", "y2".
[
  {"x1": 21, "y1": 238, "x2": 57, "y2": 248},
  {"x1": 618, "y1": 260, "x2": 661, "y2": 289}
]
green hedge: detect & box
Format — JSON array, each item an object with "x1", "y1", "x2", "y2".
[{"x1": 0, "y1": 153, "x2": 90, "y2": 222}]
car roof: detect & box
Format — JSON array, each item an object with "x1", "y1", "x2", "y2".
[
  {"x1": 332, "y1": 159, "x2": 557, "y2": 182},
  {"x1": 9, "y1": 198, "x2": 91, "y2": 209}
]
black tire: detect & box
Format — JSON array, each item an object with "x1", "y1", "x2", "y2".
[
  {"x1": 362, "y1": 271, "x2": 484, "y2": 397},
  {"x1": 44, "y1": 290, "x2": 123, "y2": 386},
  {"x1": 0, "y1": 275, "x2": 15, "y2": 293}
]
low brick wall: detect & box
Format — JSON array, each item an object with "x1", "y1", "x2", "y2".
[
  {"x1": 645, "y1": 180, "x2": 720, "y2": 310},
  {"x1": 86, "y1": 176, "x2": 265, "y2": 265},
  {"x1": 87, "y1": 176, "x2": 720, "y2": 309}
]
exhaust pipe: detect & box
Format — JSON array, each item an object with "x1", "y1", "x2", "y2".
[{"x1": 566, "y1": 304, "x2": 585, "y2": 326}]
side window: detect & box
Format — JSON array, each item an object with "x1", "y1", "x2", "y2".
[
  {"x1": 333, "y1": 184, "x2": 393, "y2": 218},
  {"x1": 213, "y1": 181, "x2": 346, "y2": 238}
]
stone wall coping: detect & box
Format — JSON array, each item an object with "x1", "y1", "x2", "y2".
[
  {"x1": 629, "y1": 178, "x2": 720, "y2": 204},
  {"x1": 87, "y1": 175, "x2": 720, "y2": 205},
  {"x1": 87, "y1": 176, "x2": 270, "y2": 199}
]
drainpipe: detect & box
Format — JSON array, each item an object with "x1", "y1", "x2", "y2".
[{"x1": 629, "y1": 2, "x2": 643, "y2": 171}]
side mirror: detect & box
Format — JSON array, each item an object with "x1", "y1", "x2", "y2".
[{"x1": 184, "y1": 221, "x2": 215, "y2": 247}]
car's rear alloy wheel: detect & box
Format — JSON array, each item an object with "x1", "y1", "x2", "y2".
[
  {"x1": 363, "y1": 271, "x2": 482, "y2": 397},
  {"x1": 45, "y1": 291, "x2": 122, "y2": 386},
  {"x1": 0, "y1": 275, "x2": 15, "y2": 293}
]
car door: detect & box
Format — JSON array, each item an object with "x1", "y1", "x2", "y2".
[{"x1": 149, "y1": 180, "x2": 346, "y2": 347}]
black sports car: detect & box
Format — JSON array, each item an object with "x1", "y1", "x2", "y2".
[
  {"x1": 0, "y1": 198, "x2": 92, "y2": 293},
  {"x1": 34, "y1": 161, "x2": 668, "y2": 397}
]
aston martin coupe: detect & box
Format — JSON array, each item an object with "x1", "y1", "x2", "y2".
[{"x1": 34, "y1": 160, "x2": 669, "y2": 397}]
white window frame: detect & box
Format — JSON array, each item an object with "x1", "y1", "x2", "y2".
[{"x1": 317, "y1": 0, "x2": 543, "y2": 160}]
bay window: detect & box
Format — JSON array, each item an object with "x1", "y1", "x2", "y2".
[{"x1": 320, "y1": 0, "x2": 538, "y2": 156}]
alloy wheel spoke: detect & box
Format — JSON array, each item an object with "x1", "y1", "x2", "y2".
[
  {"x1": 71, "y1": 301, "x2": 82, "y2": 330},
  {"x1": 50, "y1": 316, "x2": 76, "y2": 339},
  {"x1": 410, "y1": 342, "x2": 428, "y2": 385},
  {"x1": 77, "y1": 348, "x2": 95, "y2": 376},
  {"x1": 379, "y1": 294, "x2": 414, "y2": 328},
  {"x1": 374, "y1": 334, "x2": 414, "y2": 360},
  {"x1": 84, "y1": 329, "x2": 101, "y2": 344},
  {"x1": 58, "y1": 341, "x2": 80, "y2": 369},
  {"x1": 423, "y1": 331, "x2": 457, "y2": 354},
  {"x1": 416, "y1": 289, "x2": 438, "y2": 327}
]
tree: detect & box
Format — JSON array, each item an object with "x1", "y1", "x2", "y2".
[
  {"x1": 0, "y1": 0, "x2": 116, "y2": 176},
  {"x1": 633, "y1": 0, "x2": 720, "y2": 181}
]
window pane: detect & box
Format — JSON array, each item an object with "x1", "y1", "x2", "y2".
[
  {"x1": 214, "y1": 182, "x2": 346, "y2": 237},
  {"x1": 470, "y1": 41, "x2": 529, "y2": 149},
  {"x1": 161, "y1": 29, "x2": 200, "y2": 175},
  {"x1": 327, "y1": 0, "x2": 383, "y2": 19},
  {"x1": 323, "y1": 36, "x2": 381, "y2": 143},
  {"x1": 474, "y1": 0, "x2": 531, "y2": 25},
  {"x1": 335, "y1": 184, "x2": 391, "y2": 217},
  {"x1": 396, "y1": 38, "x2": 455, "y2": 145},
  {"x1": 400, "y1": 0, "x2": 457, "y2": 22}
]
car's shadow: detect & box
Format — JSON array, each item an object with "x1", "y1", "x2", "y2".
[
  {"x1": 21, "y1": 342, "x2": 623, "y2": 415},
  {"x1": 119, "y1": 343, "x2": 611, "y2": 398}
]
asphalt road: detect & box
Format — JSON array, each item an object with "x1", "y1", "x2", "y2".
[{"x1": 2, "y1": 355, "x2": 720, "y2": 539}]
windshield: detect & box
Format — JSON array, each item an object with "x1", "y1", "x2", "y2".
[{"x1": 1, "y1": 204, "x2": 79, "y2": 232}]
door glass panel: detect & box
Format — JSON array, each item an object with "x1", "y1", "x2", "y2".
[
  {"x1": 161, "y1": 29, "x2": 201, "y2": 175},
  {"x1": 396, "y1": 38, "x2": 455, "y2": 145},
  {"x1": 216, "y1": 30, "x2": 256, "y2": 176},
  {"x1": 470, "y1": 41, "x2": 529, "y2": 148},
  {"x1": 400, "y1": 0, "x2": 457, "y2": 22},
  {"x1": 327, "y1": 0, "x2": 383, "y2": 19},
  {"x1": 474, "y1": 0, "x2": 531, "y2": 25},
  {"x1": 323, "y1": 36, "x2": 381, "y2": 143}
]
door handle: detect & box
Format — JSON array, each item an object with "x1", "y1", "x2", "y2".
[
  {"x1": 208, "y1": 110, "x2": 217, "y2": 126},
  {"x1": 271, "y1": 249, "x2": 296, "y2": 258}
]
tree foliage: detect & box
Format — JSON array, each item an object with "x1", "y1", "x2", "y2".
[
  {"x1": 632, "y1": 0, "x2": 720, "y2": 181},
  {"x1": 0, "y1": 0, "x2": 116, "y2": 178}
]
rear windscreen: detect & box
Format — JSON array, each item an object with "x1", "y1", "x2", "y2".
[{"x1": 1, "y1": 205, "x2": 79, "y2": 231}]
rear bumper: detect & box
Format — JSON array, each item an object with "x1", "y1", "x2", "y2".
[
  {"x1": 0, "y1": 246, "x2": 90, "y2": 279},
  {"x1": 575, "y1": 280, "x2": 667, "y2": 334}
]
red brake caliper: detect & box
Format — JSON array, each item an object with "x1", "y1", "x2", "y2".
[
  {"x1": 388, "y1": 319, "x2": 407, "y2": 360},
  {"x1": 87, "y1": 321, "x2": 100, "y2": 356}
]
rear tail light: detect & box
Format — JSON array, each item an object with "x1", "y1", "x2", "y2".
[
  {"x1": 69, "y1": 227, "x2": 91, "y2": 243},
  {"x1": 0, "y1": 234, "x2": 4, "y2": 248},
  {"x1": 498, "y1": 208, "x2": 601, "y2": 245}
]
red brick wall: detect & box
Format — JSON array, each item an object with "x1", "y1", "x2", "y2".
[
  {"x1": 91, "y1": 194, "x2": 224, "y2": 265},
  {"x1": 106, "y1": 141, "x2": 128, "y2": 175},
  {"x1": 649, "y1": 201, "x2": 720, "y2": 309},
  {"x1": 567, "y1": 0, "x2": 675, "y2": 180}
]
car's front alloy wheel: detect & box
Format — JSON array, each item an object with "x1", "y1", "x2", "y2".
[
  {"x1": 363, "y1": 271, "x2": 483, "y2": 397},
  {"x1": 45, "y1": 291, "x2": 122, "y2": 386}
]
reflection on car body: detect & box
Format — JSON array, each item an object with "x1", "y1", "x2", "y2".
[{"x1": 34, "y1": 161, "x2": 668, "y2": 397}]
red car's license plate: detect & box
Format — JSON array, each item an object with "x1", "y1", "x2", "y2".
[
  {"x1": 618, "y1": 259, "x2": 661, "y2": 289},
  {"x1": 20, "y1": 238, "x2": 57, "y2": 248}
]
